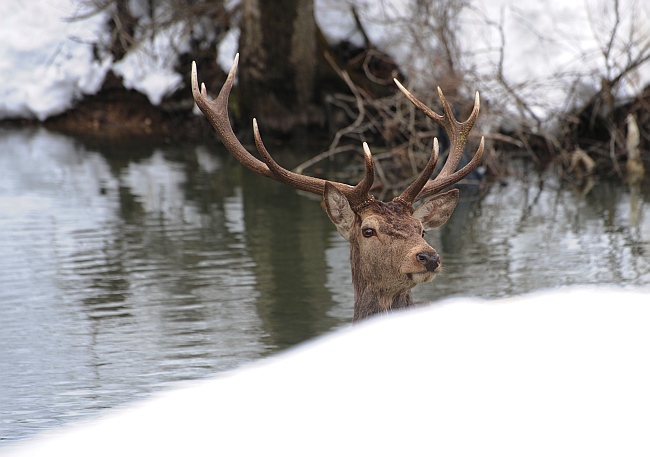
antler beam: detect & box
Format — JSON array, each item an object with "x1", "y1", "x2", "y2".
[{"x1": 191, "y1": 55, "x2": 376, "y2": 210}]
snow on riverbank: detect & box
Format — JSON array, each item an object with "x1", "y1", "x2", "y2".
[
  {"x1": 1, "y1": 0, "x2": 649, "y2": 123},
  {"x1": 3, "y1": 286, "x2": 650, "y2": 456},
  {"x1": 0, "y1": 0, "x2": 187, "y2": 120},
  {"x1": 0, "y1": 0, "x2": 108, "y2": 120}
]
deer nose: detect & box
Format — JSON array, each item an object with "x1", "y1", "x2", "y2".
[{"x1": 416, "y1": 252, "x2": 440, "y2": 272}]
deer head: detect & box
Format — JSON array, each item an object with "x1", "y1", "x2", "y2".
[{"x1": 191, "y1": 54, "x2": 484, "y2": 322}]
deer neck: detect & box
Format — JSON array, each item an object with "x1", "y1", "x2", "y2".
[
  {"x1": 352, "y1": 285, "x2": 414, "y2": 322},
  {"x1": 350, "y1": 247, "x2": 415, "y2": 322}
]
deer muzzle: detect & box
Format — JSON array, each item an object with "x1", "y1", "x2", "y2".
[{"x1": 416, "y1": 251, "x2": 441, "y2": 272}]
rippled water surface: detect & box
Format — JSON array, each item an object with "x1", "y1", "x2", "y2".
[{"x1": 1, "y1": 127, "x2": 649, "y2": 443}]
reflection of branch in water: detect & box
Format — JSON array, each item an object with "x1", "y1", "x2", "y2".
[{"x1": 625, "y1": 113, "x2": 645, "y2": 240}]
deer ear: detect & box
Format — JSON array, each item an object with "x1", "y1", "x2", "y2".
[
  {"x1": 413, "y1": 189, "x2": 460, "y2": 230},
  {"x1": 324, "y1": 182, "x2": 355, "y2": 241}
]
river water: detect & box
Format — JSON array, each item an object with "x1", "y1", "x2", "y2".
[{"x1": 1, "y1": 127, "x2": 649, "y2": 443}]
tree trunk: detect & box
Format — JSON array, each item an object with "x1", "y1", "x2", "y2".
[{"x1": 238, "y1": 0, "x2": 322, "y2": 135}]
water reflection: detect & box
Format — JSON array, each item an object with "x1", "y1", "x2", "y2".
[
  {"x1": 0, "y1": 126, "x2": 649, "y2": 443},
  {"x1": 413, "y1": 171, "x2": 650, "y2": 304},
  {"x1": 0, "y1": 127, "x2": 309, "y2": 441}
]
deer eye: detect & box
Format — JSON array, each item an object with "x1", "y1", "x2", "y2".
[
  {"x1": 362, "y1": 227, "x2": 376, "y2": 238},
  {"x1": 422, "y1": 230, "x2": 427, "y2": 238}
]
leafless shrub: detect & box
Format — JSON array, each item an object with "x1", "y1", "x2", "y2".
[
  {"x1": 67, "y1": 0, "x2": 648, "y2": 183},
  {"x1": 557, "y1": 0, "x2": 650, "y2": 180},
  {"x1": 297, "y1": 0, "x2": 488, "y2": 198},
  {"x1": 314, "y1": 0, "x2": 650, "y2": 184}
]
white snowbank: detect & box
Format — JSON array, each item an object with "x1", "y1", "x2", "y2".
[
  {"x1": 2, "y1": 286, "x2": 649, "y2": 456},
  {"x1": 1, "y1": 0, "x2": 649, "y2": 123},
  {"x1": 0, "y1": 0, "x2": 186, "y2": 119},
  {"x1": 112, "y1": 21, "x2": 189, "y2": 105},
  {"x1": 0, "y1": 0, "x2": 109, "y2": 120}
]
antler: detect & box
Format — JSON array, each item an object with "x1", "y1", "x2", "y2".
[
  {"x1": 191, "y1": 54, "x2": 376, "y2": 211},
  {"x1": 192, "y1": 54, "x2": 483, "y2": 212},
  {"x1": 393, "y1": 80, "x2": 485, "y2": 205}
]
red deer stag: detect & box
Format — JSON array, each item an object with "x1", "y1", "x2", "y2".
[{"x1": 191, "y1": 54, "x2": 484, "y2": 322}]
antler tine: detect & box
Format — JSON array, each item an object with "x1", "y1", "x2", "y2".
[
  {"x1": 192, "y1": 55, "x2": 272, "y2": 179},
  {"x1": 357, "y1": 144, "x2": 375, "y2": 195},
  {"x1": 193, "y1": 55, "x2": 375, "y2": 206},
  {"x1": 394, "y1": 78, "x2": 483, "y2": 202},
  {"x1": 252, "y1": 119, "x2": 324, "y2": 194},
  {"x1": 435, "y1": 88, "x2": 480, "y2": 179},
  {"x1": 252, "y1": 117, "x2": 375, "y2": 208},
  {"x1": 394, "y1": 138, "x2": 439, "y2": 207},
  {"x1": 416, "y1": 137, "x2": 484, "y2": 201}
]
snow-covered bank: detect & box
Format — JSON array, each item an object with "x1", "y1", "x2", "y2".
[
  {"x1": 0, "y1": 0, "x2": 188, "y2": 120},
  {"x1": 318, "y1": 0, "x2": 650, "y2": 124},
  {"x1": 2, "y1": 286, "x2": 650, "y2": 456},
  {"x1": 0, "y1": 0, "x2": 108, "y2": 120},
  {"x1": 1, "y1": 0, "x2": 649, "y2": 126}
]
